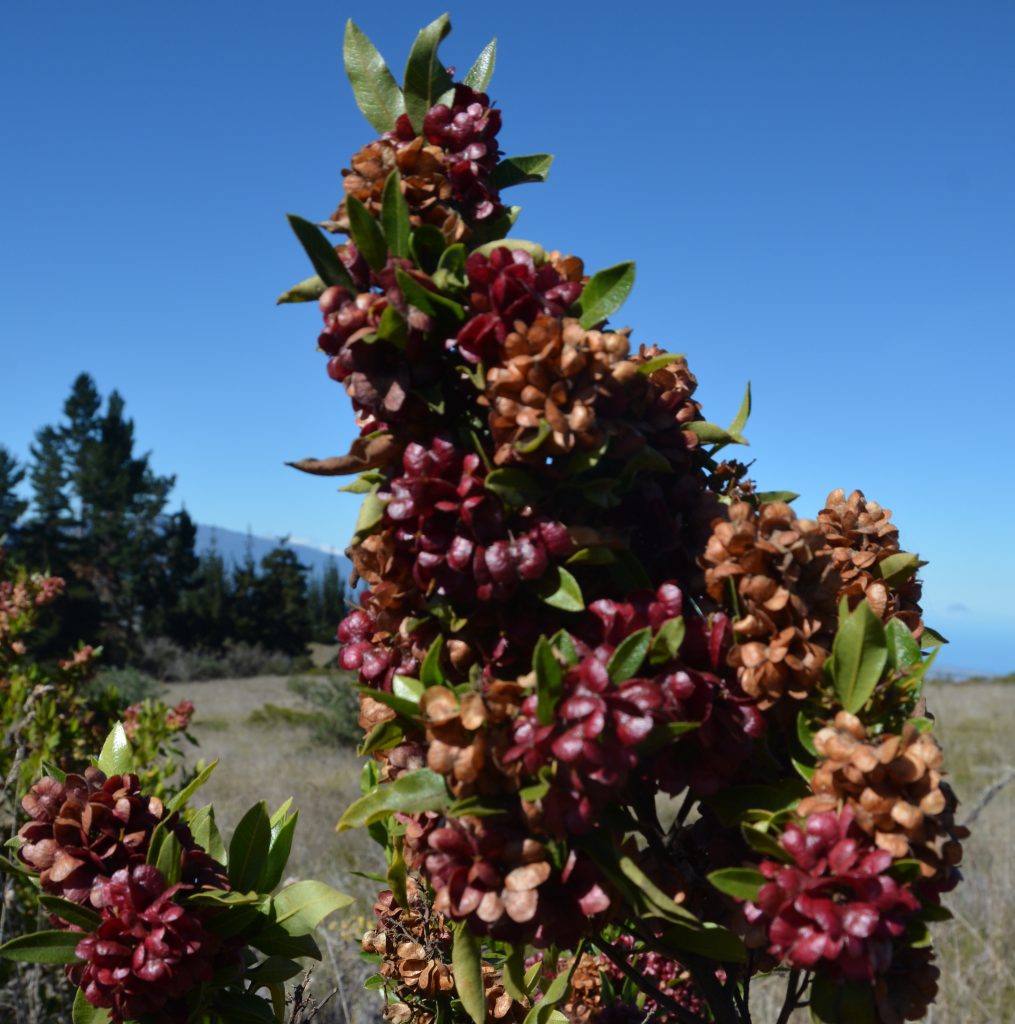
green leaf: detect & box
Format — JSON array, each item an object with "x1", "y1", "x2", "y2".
[
  {"x1": 577, "y1": 262, "x2": 636, "y2": 329},
  {"x1": 810, "y1": 977, "x2": 875, "y2": 1024},
  {"x1": 566, "y1": 546, "x2": 617, "y2": 566},
  {"x1": 435, "y1": 242, "x2": 467, "y2": 288},
  {"x1": 452, "y1": 922, "x2": 487, "y2": 1023},
  {"x1": 262, "y1": 808, "x2": 299, "y2": 894},
  {"x1": 885, "y1": 617, "x2": 921, "y2": 673},
  {"x1": 473, "y1": 238, "x2": 547, "y2": 262},
  {"x1": 421, "y1": 635, "x2": 445, "y2": 687},
  {"x1": 247, "y1": 956, "x2": 303, "y2": 987},
  {"x1": 269, "y1": 981, "x2": 286, "y2": 1023},
  {"x1": 343, "y1": 20, "x2": 405, "y2": 134},
  {"x1": 729, "y1": 381, "x2": 751, "y2": 437},
  {"x1": 637, "y1": 720, "x2": 700, "y2": 755},
  {"x1": 213, "y1": 990, "x2": 278, "y2": 1024},
  {"x1": 649, "y1": 617, "x2": 685, "y2": 665},
  {"x1": 375, "y1": 305, "x2": 408, "y2": 350},
  {"x1": 353, "y1": 487, "x2": 386, "y2": 542},
  {"x1": 189, "y1": 804, "x2": 226, "y2": 864},
  {"x1": 97, "y1": 722, "x2": 132, "y2": 776},
  {"x1": 501, "y1": 944, "x2": 529, "y2": 1003},
  {"x1": 551, "y1": 629, "x2": 580, "y2": 666},
  {"x1": 534, "y1": 635, "x2": 564, "y2": 726},
  {"x1": 409, "y1": 224, "x2": 448, "y2": 275},
  {"x1": 249, "y1": 923, "x2": 321, "y2": 960},
  {"x1": 491, "y1": 154, "x2": 555, "y2": 190},
  {"x1": 73, "y1": 989, "x2": 111, "y2": 1024},
  {"x1": 484, "y1": 467, "x2": 541, "y2": 507},
  {"x1": 796, "y1": 711, "x2": 819, "y2": 756},
  {"x1": 403, "y1": 14, "x2": 453, "y2": 132},
  {"x1": 637, "y1": 351, "x2": 684, "y2": 375},
  {"x1": 658, "y1": 920, "x2": 748, "y2": 962},
  {"x1": 741, "y1": 823, "x2": 792, "y2": 863},
  {"x1": 38, "y1": 895, "x2": 101, "y2": 931},
  {"x1": 286, "y1": 215, "x2": 354, "y2": 291},
  {"x1": 276, "y1": 274, "x2": 326, "y2": 305},
  {"x1": 272, "y1": 880, "x2": 354, "y2": 935},
  {"x1": 338, "y1": 768, "x2": 450, "y2": 831},
  {"x1": 168, "y1": 759, "x2": 218, "y2": 814},
  {"x1": 355, "y1": 685, "x2": 422, "y2": 721},
  {"x1": 707, "y1": 867, "x2": 765, "y2": 901},
  {"x1": 155, "y1": 831, "x2": 183, "y2": 888},
  {"x1": 534, "y1": 566, "x2": 584, "y2": 612},
  {"x1": 228, "y1": 802, "x2": 272, "y2": 892},
  {"x1": 514, "y1": 418, "x2": 551, "y2": 454},
  {"x1": 607, "y1": 627, "x2": 652, "y2": 683},
  {"x1": 346, "y1": 194, "x2": 388, "y2": 272},
  {"x1": 921, "y1": 625, "x2": 948, "y2": 647},
  {"x1": 395, "y1": 268, "x2": 465, "y2": 326},
  {"x1": 358, "y1": 719, "x2": 405, "y2": 756},
  {"x1": 463, "y1": 37, "x2": 496, "y2": 91},
  {"x1": 387, "y1": 842, "x2": 409, "y2": 909},
  {"x1": 829, "y1": 600, "x2": 888, "y2": 714},
  {"x1": 875, "y1": 551, "x2": 923, "y2": 588},
  {"x1": 617, "y1": 855, "x2": 700, "y2": 924},
  {"x1": 522, "y1": 948, "x2": 582, "y2": 1024},
  {"x1": 393, "y1": 674, "x2": 425, "y2": 702},
  {"x1": 684, "y1": 421, "x2": 746, "y2": 446},
  {"x1": 0, "y1": 930, "x2": 81, "y2": 964},
  {"x1": 381, "y1": 171, "x2": 410, "y2": 259},
  {"x1": 705, "y1": 781, "x2": 806, "y2": 828}
]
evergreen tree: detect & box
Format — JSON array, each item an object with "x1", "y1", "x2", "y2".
[
  {"x1": 255, "y1": 544, "x2": 311, "y2": 655},
  {"x1": 307, "y1": 557, "x2": 347, "y2": 642},
  {"x1": 0, "y1": 446, "x2": 27, "y2": 543}
]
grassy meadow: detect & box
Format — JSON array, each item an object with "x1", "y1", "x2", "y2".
[{"x1": 170, "y1": 675, "x2": 1015, "y2": 1024}]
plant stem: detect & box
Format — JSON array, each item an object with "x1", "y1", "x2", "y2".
[{"x1": 775, "y1": 969, "x2": 802, "y2": 1024}]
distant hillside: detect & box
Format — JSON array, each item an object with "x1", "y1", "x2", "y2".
[{"x1": 195, "y1": 524, "x2": 352, "y2": 580}]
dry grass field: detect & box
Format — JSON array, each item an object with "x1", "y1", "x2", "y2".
[{"x1": 170, "y1": 676, "x2": 1015, "y2": 1024}]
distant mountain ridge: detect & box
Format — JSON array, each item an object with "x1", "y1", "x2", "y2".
[{"x1": 195, "y1": 524, "x2": 352, "y2": 580}]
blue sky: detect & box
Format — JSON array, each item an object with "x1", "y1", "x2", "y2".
[{"x1": 1, "y1": 2, "x2": 1012, "y2": 672}]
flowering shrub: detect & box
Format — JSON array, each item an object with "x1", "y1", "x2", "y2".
[{"x1": 278, "y1": 16, "x2": 966, "y2": 1024}]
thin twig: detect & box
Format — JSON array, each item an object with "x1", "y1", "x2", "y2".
[
  {"x1": 962, "y1": 765, "x2": 1015, "y2": 828},
  {"x1": 775, "y1": 968, "x2": 801, "y2": 1024}
]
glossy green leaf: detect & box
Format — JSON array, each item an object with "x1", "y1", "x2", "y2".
[
  {"x1": 577, "y1": 261, "x2": 636, "y2": 329},
  {"x1": 502, "y1": 943, "x2": 529, "y2": 1003},
  {"x1": 754, "y1": 489, "x2": 800, "y2": 503},
  {"x1": 657, "y1": 920, "x2": 747, "y2": 962},
  {"x1": 921, "y1": 625, "x2": 948, "y2": 647},
  {"x1": 514, "y1": 418, "x2": 551, "y2": 454},
  {"x1": 355, "y1": 685, "x2": 421, "y2": 721},
  {"x1": 353, "y1": 487, "x2": 386, "y2": 541},
  {"x1": 452, "y1": 922, "x2": 487, "y2": 1023},
  {"x1": 409, "y1": 224, "x2": 447, "y2": 275},
  {"x1": 380, "y1": 170, "x2": 410, "y2": 259},
  {"x1": 228, "y1": 801, "x2": 272, "y2": 892},
  {"x1": 707, "y1": 867, "x2": 765, "y2": 901},
  {"x1": 565, "y1": 546, "x2": 617, "y2": 566},
  {"x1": 741, "y1": 823, "x2": 792, "y2": 863},
  {"x1": 346, "y1": 194, "x2": 388, "y2": 272},
  {"x1": 358, "y1": 719, "x2": 405, "y2": 756},
  {"x1": 386, "y1": 842, "x2": 409, "y2": 909},
  {"x1": 97, "y1": 722, "x2": 132, "y2": 776},
  {"x1": 338, "y1": 768, "x2": 450, "y2": 831},
  {"x1": 649, "y1": 617, "x2": 685, "y2": 665},
  {"x1": 607, "y1": 627, "x2": 651, "y2": 683},
  {"x1": 551, "y1": 629, "x2": 580, "y2": 665},
  {"x1": 522, "y1": 948, "x2": 582, "y2": 1024},
  {"x1": 249, "y1": 923, "x2": 321, "y2": 960},
  {"x1": 189, "y1": 804, "x2": 226, "y2": 864},
  {"x1": 484, "y1": 467, "x2": 541, "y2": 507},
  {"x1": 213, "y1": 989, "x2": 278, "y2": 1024},
  {"x1": 876, "y1": 551, "x2": 923, "y2": 588},
  {"x1": 463, "y1": 37, "x2": 496, "y2": 91},
  {"x1": 534, "y1": 634, "x2": 563, "y2": 726},
  {"x1": 403, "y1": 14, "x2": 453, "y2": 131},
  {"x1": 272, "y1": 880, "x2": 354, "y2": 935},
  {"x1": 286, "y1": 215, "x2": 354, "y2": 291},
  {"x1": 343, "y1": 20, "x2": 405, "y2": 133},
  {"x1": 636, "y1": 351, "x2": 684, "y2": 375},
  {"x1": 421, "y1": 635, "x2": 445, "y2": 687},
  {"x1": 247, "y1": 956, "x2": 303, "y2": 987},
  {"x1": 73, "y1": 989, "x2": 111, "y2": 1024},
  {"x1": 491, "y1": 154, "x2": 554, "y2": 190},
  {"x1": 617, "y1": 855, "x2": 699, "y2": 924},
  {"x1": 535, "y1": 566, "x2": 584, "y2": 612},
  {"x1": 705, "y1": 781, "x2": 806, "y2": 828},
  {"x1": 796, "y1": 711, "x2": 819, "y2": 756},
  {"x1": 729, "y1": 381, "x2": 751, "y2": 436},
  {"x1": 155, "y1": 830, "x2": 182, "y2": 888},
  {"x1": 0, "y1": 930, "x2": 81, "y2": 964},
  {"x1": 276, "y1": 274, "x2": 326, "y2": 305},
  {"x1": 685, "y1": 421, "x2": 746, "y2": 446},
  {"x1": 168, "y1": 759, "x2": 218, "y2": 814},
  {"x1": 375, "y1": 305, "x2": 408, "y2": 350},
  {"x1": 39, "y1": 895, "x2": 101, "y2": 931},
  {"x1": 393, "y1": 674, "x2": 425, "y2": 702},
  {"x1": 395, "y1": 268, "x2": 465, "y2": 325},
  {"x1": 269, "y1": 981, "x2": 286, "y2": 1023},
  {"x1": 262, "y1": 808, "x2": 299, "y2": 893},
  {"x1": 829, "y1": 600, "x2": 888, "y2": 714},
  {"x1": 885, "y1": 617, "x2": 921, "y2": 672}
]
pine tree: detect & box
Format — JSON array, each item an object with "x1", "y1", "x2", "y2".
[
  {"x1": 255, "y1": 544, "x2": 311, "y2": 655},
  {"x1": 0, "y1": 446, "x2": 28, "y2": 543}
]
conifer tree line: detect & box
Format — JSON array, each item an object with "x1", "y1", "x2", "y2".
[{"x1": 1, "y1": 373, "x2": 346, "y2": 664}]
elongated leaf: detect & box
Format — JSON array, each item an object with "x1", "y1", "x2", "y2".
[
  {"x1": 617, "y1": 856, "x2": 699, "y2": 924},
  {"x1": 272, "y1": 880, "x2": 354, "y2": 935},
  {"x1": 358, "y1": 719, "x2": 405, "y2": 756},
  {"x1": 168, "y1": 760, "x2": 218, "y2": 814},
  {"x1": 346, "y1": 194, "x2": 388, "y2": 272},
  {"x1": 276, "y1": 274, "x2": 326, "y2": 305},
  {"x1": 491, "y1": 154, "x2": 554, "y2": 190},
  {"x1": 338, "y1": 768, "x2": 450, "y2": 831},
  {"x1": 607, "y1": 627, "x2": 652, "y2": 682},
  {"x1": 484, "y1": 467, "x2": 541, "y2": 507},
  {"x1": 344, "y1": 20, "x2": 405, "y2": 133},
  {"x1": 637, "y1": 351, "x2": 684, "y2": 375},
  {"x1": 381, "y1": 171, "x2": 410, "y2": 259},
  {"x1": 97, "y1": 722, "x2": 132, "y2": 776},
  {"x1": 403, "y1": 14, "x2": 453, "y2": 131},
  {"x1": 578, "y1": 261, "x2": 635, "y2": 329},
  {"x1": 534, "y1": 635, "x2": 563, "y2": 726},
  {"x1": 250, "y1": 923, "x2": 321, "y2": 960},
  {"x1": 658, "y1": 920, "x2": 747, "y2": 962},
  {"x1": 262, "y1": 808, "x2": 299, "y2": 893},
  {"x1": 502, "y1": 943, "x2": 529, "y2": 1003},
  {"x1": 213, "y1": 989, "x2": 278, "y2": 1024},
  {"x1": 39, "y1": 895, "x2": 101, "y2": 930},
  {"x1": 286, "y1": 215, "x2": 354, "y2": 291},
  {"x1": 810, "y1": 977, "x2": 875, "y2": 1024},
  {"x1": 409, "y1": 224, "x2": 448, "y2": 275},
  {"x1": 393, "y1": 674, "x2": 425, "y2": 702},
  {"x1": 885, "y1": 617, "x2": 921, "y2": 672},
  {"x1": 741, "y1": 823, "x2": 792, "y2": 863},
  {"x1": 685, "y1": 421, "x2": 746, "y2": 445},
  {"x1": 73, "y1": 989, "x2": 111, "y2": 1024},
  {"x1": 754, "y1": 489, "x2": 800, "y2": 503},
  {"x1": 464, "y1": 37, "x2": 496, "y2": 91},
  {"x1": 649, "y1": 617, "x2": 685, "y2": 665},
  {"x1": 522, "y1": 949, "x2": 581, "y2": 1024},
  {"x1": 189, "y1": 804, "x2": 227, "y2": 864},
  {"x1": 707, "y1": 867, "x2": 764, "y2": 901},
  {"x1": 534, "y1": 566, "x2": 584, "y2": 612},
  {"x1": 353, "y1": 488, "x2": 386, "y2": 541},
  {"x1": 155, "y1": 831, "x2": 182, "y2": 888},
  {"x1": 396, "y1": 268, "x2": 465, "y2": 324},
  {"x1": 421, "y1": 635, "x2": 445, "y2": 687},
  {"x1": 876, "y1": 551, "x2": 923, "y2": 588},
  {"x1": 355, "y1": 685, "x2": 421, "y2": 721},
  {"x1": 729, "y1": 381, "x2": 751, "y2": 436},
  {"x1": 0, "y1": 930, "x2": 81, "y2": 964},
  {"x1": 829, "y1": 600, "x2": 888, "y2": 714},
  {"x1": 452, "y1": 922, "x2": 487, "y2": 1023},
  {"x1": 228, "y1": 802, "x2": 272, "y2": 892},
  {"x1": 247, "y1": 956, "x2": 303, "y2": 987}
]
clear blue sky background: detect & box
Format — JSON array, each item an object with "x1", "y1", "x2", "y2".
[{"x1": 1, "y1": 2, "x2": 1012, "y2": 673}]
